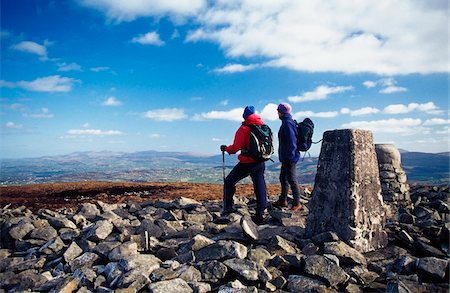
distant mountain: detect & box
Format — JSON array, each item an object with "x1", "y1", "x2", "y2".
[{"x1": 0, "y1": 150, "x2": 448, "y2": 185}]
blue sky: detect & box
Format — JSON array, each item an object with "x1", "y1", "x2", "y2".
[{"x1": 1, "y1": 0, "x2": 449, "y2": 159}]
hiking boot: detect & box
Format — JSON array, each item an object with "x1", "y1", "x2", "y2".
[
  {"x1": 221, "y1": 207, "x2": 237, "y2": 216},
  {"x1": 290, "y1": 204, "x2": 303, "y2": 212},
  {"x1": 251, "y1": 214, "x2": 266, "y2": 225},
  {"x1": 272, "y1": 199, "x2": 288, "y2": 208}
]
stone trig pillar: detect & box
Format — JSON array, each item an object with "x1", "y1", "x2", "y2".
[{"x1": 306, "y1": 129, "x2": 388, "y2": 252}]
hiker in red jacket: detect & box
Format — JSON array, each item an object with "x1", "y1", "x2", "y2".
[{"x1": 220, "y1": 106, "x2": 268, "y2": 224}]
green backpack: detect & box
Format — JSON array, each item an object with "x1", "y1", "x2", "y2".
[{"x1": 242, "y1": 123, "x2": 274, "y2": 161}]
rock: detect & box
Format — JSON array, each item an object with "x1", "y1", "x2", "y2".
[
  {"x1": 64, "y1": 242, "x2": 84, "y2": 263},
  {"x1": 303, "y1": 255, "x2": 348, "y2": 287},
  {"x1": 268, "y1": 235, "x2": 297, "y2": 254},
  {"x1": 223, "y1": 258, "x2": 271, "y2": 282},
  {"x1": 240, "y1": 216, "x2": 259, "y2": 241},
  {"x1": 195, "y1": 240, "x2": 247, "y2": 261},
  {"x1": 287, "y1": 275, "x2": 327, "y2": 292},
  {"x1": 416, "y1": 257, "x2": 448, "y2": 280},
  {"x1": 323, "y1": 241, "x2": 367, "y2": 266},
  {"x1": 197, "y1": 260, "x2": 228, "y2": 282},
  {"x1": 86, "y1": 220, "x2": 114, "y2": 241},
  {"x1": 147, "y1": 278, "x2": 193, "y2": 293},
  {"x1": 78, "y1": 203, "x2": 101, "y2": 220},
  {"x1": 108, "y1": 241, "x2": 138, "y2": 261},
  {"x1": 306, "y1": 129, "x2": 388, "y2": 253},
  {"x1": 69, "y1": 252, "x2": 100, "y2": 271},
  {"x1": 311, "y1": 231, "x2": 340, "y2": 245},
  {"x1": 247, "y1": 247, "x2": 271, "y2": 267},
  {"x1": 30, "y1": 225, "x2": 58, "y2": 241},
  {"x1": 9, "y1": 220, "x2": 35, "y2": 240},
  {"x1": 177, "y1": 265, "x2": 201, "y2": 282}
]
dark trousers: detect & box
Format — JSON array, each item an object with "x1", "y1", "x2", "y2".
[
  {"x1": 224, "y1": 162, "x2": 267, "y2": 216},
  {"x1": 279, "y1": 161, "x2": 300, "y2": 205}
]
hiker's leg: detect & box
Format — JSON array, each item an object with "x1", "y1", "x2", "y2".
[
  {"x1": 250, "y1": 162, "x2": 267, "y2": 217},
  {"x1": 278, "y1": 162, "x2": 289, "y2": 202},
  {"x1": 286, "y1": 161, "x2": 300, "y2": 205},
  {"x1": 224, "y1": 163, "x2": 251, "y2": 211}
]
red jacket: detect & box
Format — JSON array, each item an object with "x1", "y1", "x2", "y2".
[{"x1": 225, "y1": 113, "x2": 264, "y2": 163}]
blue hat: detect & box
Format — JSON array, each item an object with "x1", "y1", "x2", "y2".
[
  {"x1": 277, "y1": 103, "x2": 292, "y2": 114},
  {"x1": 243, "y1": 106, "x2": 255, "y2": 120}
]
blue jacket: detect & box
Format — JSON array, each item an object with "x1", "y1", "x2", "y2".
[{"x1": 278, "y1": 113, "x2": 299, "y2": 163}]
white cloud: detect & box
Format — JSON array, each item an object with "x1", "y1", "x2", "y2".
[
  {"x1": 212, "y1": 137, "x2": 225, "y2": 142},
  {"x1": 67, "y1": 129, "x2": 123, "y2": 135},
  {"x1": 7, "y1": 75, "x2": 80, "y2": 92},
  {"x1": 379, "y1": 85, "x2": 407, "y2": 94},
  {"x1": 82, "y1": 123, "x2": 91, "y2": 128},
  {"x1": 288, "y1": 85, "x2": 353, "y2": 103},
  {"x1": 79, "y1": 0, "x2": 207, "y2": 21},
  {"x1": 192, "y1": 107, "x2": 244, "y2": 121},
  {"x1": 58, "y1": 62, "x2": 82, "y2": 72},
  {"x1": 363, "y1": 81, "x2": 376, "y2": 88},
  {"x1": 185, "y1": 1, "x2": 447, "y2": 75},
  {"x1": 24, "y1": 108, "x2": 54, "y2": 119},
  {"x1": 220, "y1": 99, "x2": 229, "y2": 106},
  {"x1": 91, "y1": 66, "x2": 110, "y2": 72},
  {"x1": 260, "y1": 103, "x2": 279, "y2": 121},
  {"x1": 149, "y1": 133, "x2": 162, "y2": 138},
  {"x1": 383, "y1": 102, "x2": 442, "y2": 115},
  {"x1": 11, "y1": 41, "x2": 48, "y2": 60},
  {"x1": 423, "y1": 118, "x2": 450, "y2": 126},
  {"x1": 214, "y1": 63, "x2": 258, "y2": 73},
  {"x1": 103, "y1": 96, "x2": 122, "y2": 106},
  {"x1": 132, "y1": 32, "x2": 165, "y2": 46},
  {"x1": 143, "y1": 108, "x2": 187, "y2": 121},
  {"x1": 4, "y1": 121, "x2": 23, "y2": 129},
  {"x1": 342, "y1": 118, "x2": 423, "y2": 133},
  {"x1": 0, "y1": 80, "x2": 16, "y2": 88},
  {"x1": 341, "y1": 106, "x2": 380, "y2": 116},
  {"x1": 293, "y1": 110, "x2": 339, "y2": 119}
]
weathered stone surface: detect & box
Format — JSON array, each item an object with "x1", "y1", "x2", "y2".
[
  {"x1": 304, "y1": 255, "x2": 348, "y2": 287},
  {"x1": 147, "y1": 278, "x2": 193, "y2": 293},
  {"x1": 63, "y1": 241, "x2": 84, "y2": 263},
  {"x1": 240, "y1": 216, "x2": 259, "y2": 241},
  {"x1": 323, "y1": 241, "x2": 366, "y2": 266},
  {"x1": 287, "y1": 275, "x2": 327, "y2": 292},
  {"x1": 86, "y1": 220, "x2": 114, "y2": 241},
  {"x1": 223, "y1": 258, "x2": 271, "y2": 282},
  {"x1": 78, "y1": 203, "x2": 101, "y2": 220},
  {"x1": 9, "y1": 220, "x2": 35, "y2": 239},
  {"x1": 306, "y1": 129, "x2": 388, "y2": 252},
  {"x1": 108, "y1": 241, "x2": 138, "y2": 261},
  {"x1": 195, "y1": 240, "x2": 247, "y2": 261},
  {"x1": 416, "y1": 257, "x2": 448, "y2": 280}
]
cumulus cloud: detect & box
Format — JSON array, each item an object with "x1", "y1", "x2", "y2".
[
  {"x1": 423, "y1": 118, "x2": 450, "y2": 126},
  {"x1": 57, "y1": 62, "x2": 82, "y2": 72},
  {"x1": 383, "y1": 102, "x2": 442, "y2": 115},
  {"x1": 192, "y1": 107, "x2": 244, "y2": 121},
  {"x1": 67, "y1": 129, "x2": 123, "y2": 135},
  {"x1": 260, "y1": 103, "x2": 279, "y2": 121},
  {"x1": 288, "y1": 85, "x2": 353, "y2": 103},
  {"x1": 132, "y1": 32, "x2": 165, "y2": 46},
  {"x1": 340, "y1": 107, "x2": 380, "y2": 116},
  {"x1": 214, "y1": 63, "x2": 258, "y2": 73},
  {"x1": 79, "y1": 0, "x2": 206, "y2": 21},
  {"x1": 4, "y1": 121, "x2": 23, "y2": 129},
  {"x1": 363, "y1": 78, "x2": 407, "y2": 93},
  {"x1": 11, "y1": 41, "x2": 48, "y2": 60},
  {"x1": 103, "y1": 96, "x2": 122, "y2": 106},
  {"x1": 294, "y1": 110, "x2": 339, "y2": 119},
  {"x1": 185, "y1": 1, "x2": 447, "y2": 75},
  {"x1": 1, "y1": 75, "x2": 80, "y2": 92},
  {"x1": 342, "y1": 118, "x2": 423, "y2": 133},
  {"x1": 23, "y1": 108, "x2": 54, "y2": 119},
  {"x1": 143, "y1": 108, "x2": 187, "y2": 121}
]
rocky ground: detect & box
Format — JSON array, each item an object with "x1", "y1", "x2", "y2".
[{"x1": 0, "y1": 182, "x2": 448, "y2": 292}]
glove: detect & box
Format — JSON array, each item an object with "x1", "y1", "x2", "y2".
[{"x1": 220, "y1": 145, "x2": 227, "y2": 152}]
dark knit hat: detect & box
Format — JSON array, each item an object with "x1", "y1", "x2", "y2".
[
  {"x1": 277, "y1": 103, "x2": 292, "y2": 114},
  {"x1": 243, "y1": 106, "x2": 255, "y2": 120}
]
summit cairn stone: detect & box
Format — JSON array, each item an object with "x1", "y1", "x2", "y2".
[
  {"x1": 306, "y1": 129, "x2": 388, "y2": 252},
  {"x1": 375, "y1": 144, "x2": 410, "y2": 203}
]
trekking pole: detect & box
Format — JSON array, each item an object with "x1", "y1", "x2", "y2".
[{"x1": 222, "y1": 150, "x2": 226, "y2": 182}]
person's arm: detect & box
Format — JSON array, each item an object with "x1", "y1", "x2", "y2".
[{"x1": 226, "y1": 126, "x2": 246, "y2": 154}]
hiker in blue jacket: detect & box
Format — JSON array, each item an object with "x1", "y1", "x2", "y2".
[{"x1": 272, "y1": 103, "x2": 302, "y2": 211}]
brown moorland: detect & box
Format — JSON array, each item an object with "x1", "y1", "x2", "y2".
[{"x1": 0, "y1": 181, "x2": 295, "y2": 212}]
